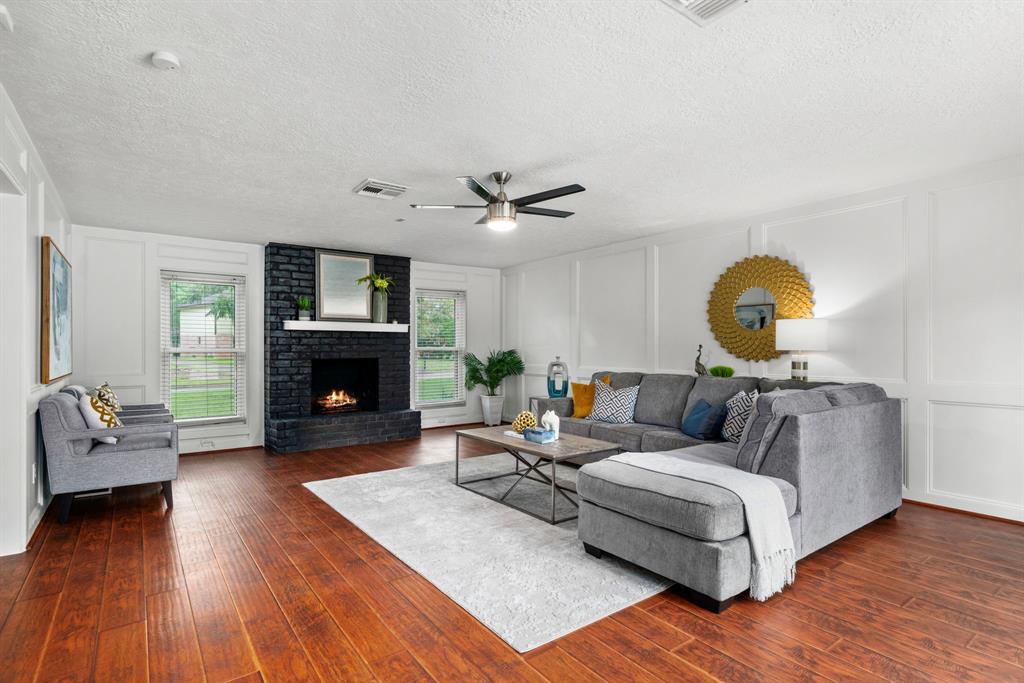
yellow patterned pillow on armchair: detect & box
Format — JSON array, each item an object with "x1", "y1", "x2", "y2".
[{"x1": 79, "y1": 395, "x2": 122, "y2": 444}]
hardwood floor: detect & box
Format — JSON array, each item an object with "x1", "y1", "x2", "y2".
[{"x1": 1, "y1": 426, "x2": 1021, "y2": 682}]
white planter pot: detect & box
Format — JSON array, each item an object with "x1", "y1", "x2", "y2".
[
  {"x1": 298, "y1": 310, "x2": 311, "y2": 321},
  {"x1": 480, "y1": 395, "x2": 504, "y2": 426}
]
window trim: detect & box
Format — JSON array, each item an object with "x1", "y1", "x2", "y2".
[{"x1": 412, "y1": 289, "x2": 467, "y2": 409}]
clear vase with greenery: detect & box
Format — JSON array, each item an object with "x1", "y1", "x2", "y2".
[
  {"x1": 355, "y1": 273, "x2": 395, "y2": 323},
  {"x1": 464, "y1": 349, "x2": 525, "y2": 426}
]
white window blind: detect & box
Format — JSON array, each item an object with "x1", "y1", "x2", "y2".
[
  {"x1": 414, "y1": 289, "x2": 467, "y2": 407},
  {"x1": 160, "y1": 271, "x2": 246, "y2": 424}
]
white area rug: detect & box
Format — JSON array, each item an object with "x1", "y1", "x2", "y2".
[{"x1": 305, "y1": 453, "x2": 672, "y2": 652}]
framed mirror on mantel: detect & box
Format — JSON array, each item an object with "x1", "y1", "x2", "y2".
[{"x1": 706, "y1": 255, "x2": 814, "y2": 361}]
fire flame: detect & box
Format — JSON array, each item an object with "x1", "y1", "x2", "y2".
[{"x1": 318, "y1": 389, "x2": 358, "y2": 411}]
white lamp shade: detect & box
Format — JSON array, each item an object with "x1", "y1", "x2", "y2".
[{"x1": 775, "y1": 318, "x2": 828, "y2": 351}]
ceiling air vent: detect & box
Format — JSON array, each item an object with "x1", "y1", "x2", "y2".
[
  {"x1": 658, "y1": 0, "x2": 747, "y2": 27},
  {"x1": 352, "y1": 178, "x2": 408, "y2": 200}
]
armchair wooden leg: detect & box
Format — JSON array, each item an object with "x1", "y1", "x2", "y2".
[
  {"x1": 57, "y1": 493, "x2": 74, "y2": 524},
  {"x1": 161, "y1": 481, "x2": 174, "y2": 508},
  {"x1": 583, "y1": 543, "x2": 604, "y2": 558},
  {"x1": 883, "y1": 507, "x2": 899, "y2": 519}
]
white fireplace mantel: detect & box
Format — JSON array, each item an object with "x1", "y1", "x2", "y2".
[{"x1": 283, "y1": 320, "x2": 409, "y2": 333}]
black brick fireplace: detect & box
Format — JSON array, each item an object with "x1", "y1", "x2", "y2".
[{"x1": 264, "y1": 243, "x2": 421, "y2": 453}]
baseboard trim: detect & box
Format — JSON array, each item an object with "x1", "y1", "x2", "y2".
[{"x1": 903, "y1": 498, "x2": 1024, "y2": 527}]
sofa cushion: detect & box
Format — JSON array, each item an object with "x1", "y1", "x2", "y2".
[
  {"x1": 682, "y1": 376, "x2": 760, "y2": 418},
  {"x1": 758, "y1": 378, "x2": 835, "y2": 393},
  {"x1": 632, "y1": 374, "x2": 695, "y2": 428},
  {"x1": 589, "y1": 423, "x2": 663, "y2": 451},
  {"x1": 640, "y1": 430, "x2": 705, "y2": 452},
  {"x1": 560, "y1": 416, "x2": 593, "y2": 438},
  {"x1": 89, "y1": 433, "x2": 172, "y2": 454},
  {"x1": 569, "y1": 376, "x2": 610, "y2": 418},
  {"x1": 813, "y1": 383, "x2": 887, "y2": 406},
  {"x1": 588, "y1": 382, "x2": 640, "y2": 424},
  {"x1": 577, "y1": 452, "x2": 797, "y2": 542},
  {"x1": 681, "y1": 400, "x2": 727, "y2": 440},
  {"x1": 591, "y1": 371, "x2": 645, "y2": 390},
  {"x1": 736, "y1": 390, "x2": 832, "y2": 472},
  {"x1": 722, "y1": 390, "x2": 758, "y2": 443}
]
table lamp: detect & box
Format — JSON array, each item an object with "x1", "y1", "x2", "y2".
[{"x1": 775, "y1": 318, "x2": 828, "y2": 381}]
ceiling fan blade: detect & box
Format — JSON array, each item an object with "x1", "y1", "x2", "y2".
[
  {"x1": 512, "y1": 184, "x2": 585, "y2": 207},
  {"x1": 410, "y1": 204, "x2": 487, "y2": 209},
  {"x1": 456, "y1": 176, "x2": 497, "y2": 202},
  {"x1": 517, "y1": 206, "x2": 574, "y2": 218}
]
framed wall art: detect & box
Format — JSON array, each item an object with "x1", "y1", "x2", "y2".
[{"x1": 41, "y1": 236, "x2": 72, "y2": 384}]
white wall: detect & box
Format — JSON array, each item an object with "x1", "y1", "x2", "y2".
[
  {"x1": 411, "y1": 261, "x2": 502, "y2": 428},
  {"x1": 503, "y1": 156, "x2": 1024, "y2": 521},
  {"x1": 0, "y1": 84, "x2": 72, "y2": 555},
  {"x1": 71, "y1": 225, "x2": 264, "y2": 453}
]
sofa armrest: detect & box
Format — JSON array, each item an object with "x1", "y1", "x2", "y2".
[
  {"x1": 761, "y1": 399, "x2": 902, "y2": 556},
  {"x1": 535, "y1": 397, "x2": 574, "y2": 418},
  {"x1": 120, "y1": 403, "x2": 167, "y2": 411}
]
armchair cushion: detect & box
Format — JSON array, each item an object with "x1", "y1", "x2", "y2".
[{"x1": 89, "y1": 433, "x2": 172, "y2": 454}]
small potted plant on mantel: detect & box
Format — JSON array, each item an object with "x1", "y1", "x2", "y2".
[
  {"x1": 296, "y1": 295, "x2": 313, "y2": 321},
  {"x1": 355, "y1": 273, "x2": 395, "y2": 323},
  {"x1": 464, "y1": 349, "x2": 525, "y2": 426}
]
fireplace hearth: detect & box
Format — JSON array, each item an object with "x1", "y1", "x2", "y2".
[{"x1": 311, "y1": 358, "x2": 379, "y2": 415}]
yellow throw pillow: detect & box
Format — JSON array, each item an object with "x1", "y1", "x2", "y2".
[{"x1": 571, "y1": 375, "x2": 611, "y2": 418}]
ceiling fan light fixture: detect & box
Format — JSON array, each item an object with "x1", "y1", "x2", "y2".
[{"x1": 486, "y1": 201, "x2": 517, "y2": 232}]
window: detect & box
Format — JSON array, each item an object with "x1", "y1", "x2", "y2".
[
  {"x1": 160, "y1": 271, "x2": 246, "y2": 424},
  {"x1": 414, "y1": 290, "x2": 466, "y2": 407}
]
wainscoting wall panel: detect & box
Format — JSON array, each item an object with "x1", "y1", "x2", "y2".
[
  {"x1": 656, "y1": 227, "x2": 753, "y2": 375},
  {"x1": 578, "y1": 247, "x2": 647, "y2": 371},
  {"x1": 761, "y1": 198, "x2": 908, "y2": 383},
  {"x1": 929, "y1": 176, "x2": 1024, "y2": 387},
  {"x1": 501, "y1": 156, "x2": 1024, "y2": 521}
]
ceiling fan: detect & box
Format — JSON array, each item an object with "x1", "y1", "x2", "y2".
[{"x1": 410, "y1": 171, "x2": 585, "y2": 232}]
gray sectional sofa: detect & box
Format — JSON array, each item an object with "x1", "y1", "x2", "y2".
[{"x1": 539, "y1": 372, "x2": 902, "y2": 612}]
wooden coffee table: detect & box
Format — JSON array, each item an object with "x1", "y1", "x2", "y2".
[{"x1": 454, "y1": 425, "x2": 620, "y2": 524}]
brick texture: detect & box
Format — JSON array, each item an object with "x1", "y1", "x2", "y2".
[{"x1": 264, "y1": 243, "x2": 420, "y2": 453}]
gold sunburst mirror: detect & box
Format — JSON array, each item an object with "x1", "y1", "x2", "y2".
[{"x1": 707, "y1": 255, "x2": 814, "y2": 361}]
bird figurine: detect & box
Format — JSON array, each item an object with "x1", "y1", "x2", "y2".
[{"x1": 695, "y1": 344, "x2": 709, "y2": 376}]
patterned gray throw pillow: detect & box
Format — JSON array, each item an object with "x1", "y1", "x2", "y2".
[
  {"x1": 721, "y1": 389, "x2": 758, "y2": 443},
  {"x1": 588, "y1": 381, "x2": 640, "y2": 423}
]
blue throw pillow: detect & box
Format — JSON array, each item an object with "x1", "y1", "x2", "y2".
[{"x1": 681, "y1": 399, "x2": 727, "y2": 440}]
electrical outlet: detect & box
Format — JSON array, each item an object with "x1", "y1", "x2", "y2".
[
  {"x1": 31, "y1": 462, "x2": 36, "y2": 484},
  {"x1": 200, "y1": 440, "x2": 215, "y2": 449}
]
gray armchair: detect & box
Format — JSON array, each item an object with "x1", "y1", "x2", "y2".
[{"x1": 39, "y1": 393, "x2": 179, "y2": 523}]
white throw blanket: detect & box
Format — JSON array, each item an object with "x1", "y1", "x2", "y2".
[{"x1": 606, "y1": 451, "x2": 796, "y2": 601}]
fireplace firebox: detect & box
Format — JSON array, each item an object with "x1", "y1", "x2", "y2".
[{"x1": 311, "y1": 358, "x2": 379, "y2": 415}]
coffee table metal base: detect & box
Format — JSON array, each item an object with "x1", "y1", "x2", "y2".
[{"x1": 456, "y1": 440, "x2": 579, "y2": 525}]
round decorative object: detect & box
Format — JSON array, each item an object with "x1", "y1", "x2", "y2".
[
  {"x1": 511, "y1": 410, "x2": 537, "y2": 434},
  {"x1": 707, "y1": 256, "x2": 814, "y2": 361}
]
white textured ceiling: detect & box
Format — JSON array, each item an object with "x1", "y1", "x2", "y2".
[{"x1": 2, "y1": 0, "x2": 1022, "y2": 267}]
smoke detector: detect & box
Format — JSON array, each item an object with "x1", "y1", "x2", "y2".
[
  {"x1": 353, "y1": 178, "x2": 408, "y2": 200},
  {"x1": 150, "y1": 51, "x2": 180, "y2": 71},
  {"x1": 658, "y1": 0, "x2": 747, "y2": 27}
]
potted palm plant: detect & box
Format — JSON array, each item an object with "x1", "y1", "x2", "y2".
[
  {"x1": 355, "y1": 273, "x2": 395, "y2": 323},
  {"x1": 464, "y1": 349, "x2": 525, "y2": 426}
]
